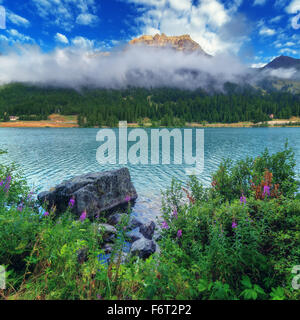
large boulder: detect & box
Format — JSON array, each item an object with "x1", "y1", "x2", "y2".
[{"x1": 38, "y1": 168, "x2": 137, "y2": 218}]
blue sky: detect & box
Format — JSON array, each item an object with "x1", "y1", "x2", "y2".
[{"x1": 0, "y1": 0, "x2": 299, "y2": 67}]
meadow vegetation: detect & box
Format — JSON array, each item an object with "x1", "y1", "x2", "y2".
[{"x1": 0, "y1": 144, "x2": 299, "y2": 300}]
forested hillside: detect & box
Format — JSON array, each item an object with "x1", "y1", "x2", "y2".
[{"x1": 0, "y1": 83, "x2": 300, "y2": 127}]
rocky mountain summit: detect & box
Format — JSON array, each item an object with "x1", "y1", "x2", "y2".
[{"x1": 129, "y1": 33, "x2": 210, "y2": 56}]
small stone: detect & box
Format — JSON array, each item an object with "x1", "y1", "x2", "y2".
[
  {"x1": 98, "y1": 223, "x2": 117, "y2": 242},
  {"x1": 76, "y1": 247, "x2": 88, "y2": 264},
  {"x1": 130, "y1": 238, "x2": 156, "y2": 259},
  {"x1": 140, "y1": 221, "x2": 156, "y2": 240},
  {"x1": 126, "y1": 228, "x2": 144, "y2": 243},
  {"x1": 107, "y1": 213, "x2": 124, "y2": 226},
  {"x1": 128, "y1": 216, "x2": 143, "y2": 230},
  {"x1": 103, "y1": 243, "x2": 113, "y2": 254}
]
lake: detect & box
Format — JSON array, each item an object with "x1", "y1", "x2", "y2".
[{"x1": 0, "y1": 127, "x2": 299, "y2": 222}]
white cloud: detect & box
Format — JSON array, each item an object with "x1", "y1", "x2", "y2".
[
  {"x1": 6, "y1": 29, "x2": 35, "y2": 43},
  {"x1": 253, "y1": 0, "x2": 267, "y2": 6},
  {"x1": 125, "y1": 0, "x2": 246, "y2": 55},
  {"x1": 32, "y1": 0, "x2": 98, "y2": 31},
  {"x1": 71, "y1": 36, "x2": 95, "y2": 50},
  {"x1": 55, "y1": 32, "x2": 69, "y2": 44},
  {"x1": 279, "y1": 47, "x2": 297, "y2": 54},
  {"x1": 76, "y1": 13, "x2": 99, "y2": 25},
  {"x1": 251, "y1": 62, "x2": 267, "y2": 68},
  {"x1": 259, "y1": 27, "x2": 276, "y2": 36},
  {"x1": 286, "y1": 0, "x2": 300, "y2": 13},
  {"x1": 7, "y1": 11, "x2": 30, "y2": 27},
  {"x1": 269, "y1": 15, "x2": 283, "y2": 23}
]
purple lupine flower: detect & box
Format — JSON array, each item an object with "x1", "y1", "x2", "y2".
[
  {"x1": 80, "y1": 211, "x2": 87, "y2": 222},
  {"x1": 162, "y1": 221, "x2": 169, "y2": 229},
  {"x1": 4, "y1": 176, "x2": 11, "y2": 192},
  {"x1": 173, "y1": 209, "x2": 178, "y2": 219},
  {"x1": 232, "y1": 221, "x2": 238, "y2": 229},
  {"x1": 125, "y1": 195, "x2": 131, "y2": 203},
  {"x1": 27, "y1": 191, "x2": 34, "y2": 201},
  {"x1": 17, "y1": 203, "x2": 23, "y2": 212},
  {"x1": 43, "y1": 211, "x2": 49, "y2": 217},
  {"x1": 263, "y1": 185, "x2": 270, "y2": 197},
  {"x1": 177, "y1": 229, "x2": 182, "y2": 238},
  {"x1": 240, "y1": 194, "x2": 246, "y2": 205},
  {"x1": 69, "y1": 198, "x2": 75, "y2": 208}
]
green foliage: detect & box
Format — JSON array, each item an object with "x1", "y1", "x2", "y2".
[
  {"x1": 0, "y1": 146, "x2": 299, "y2": 300},
  {"x1": 0, "y1": 84, "x2": 300, "y2": 126},
  {"x1": 211, "y1": 142, "x2": 297, "y2": 202}
]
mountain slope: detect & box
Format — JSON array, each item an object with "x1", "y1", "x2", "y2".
[
  {"x1": 129, "y1": 33, "x2": 210, "y2": 56},
  {"x1": 263, "y1": 55, "x2": 300, "y2": 70}
]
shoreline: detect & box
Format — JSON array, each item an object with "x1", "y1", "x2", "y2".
[{"x1": 1, "y1": 117, "x2": 300, "y2": 128}]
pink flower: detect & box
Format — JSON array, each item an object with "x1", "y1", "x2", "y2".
[
  {"x1": 69, "y1": 198, "x2": 75, "y2": 208},
  {"x1": 43, "y1": 211, "x2": 49, "y2": 217},
  {"x1": 240, "y1": 194, "x2": 246, "y2": 205},
  {"x1": 125, "y1": 195, "x2": 131, "y2": 202},
  {"x1": 17, "y1": 203, "x2": 23, "y2": 212},
  {"x1": 177, "y1": 229, "x2": 182, "y2": 238},
  {"x1": 80, "y1": 211, "x2": 87, "y2": 222},
  {"x1": 263, "y1": 185, "x2": 270, "y2": 197},
  {"x1": 232, "y1": 221, "x2": 238, "y2": 229},
  {"x1": 173, "y1": 209, "x2": 178, "y2": 219},
  {"x1": 162, "y1": 221, "x2": 169, "y2": 229}
]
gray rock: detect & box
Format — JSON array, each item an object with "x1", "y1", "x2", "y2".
[
  {"x1": 153, "y1": 229, "x2": 162, "y2": 242},
  {"x1": 76, "y1": 247, "x2": 88, "y2": 264},
  {"x1": 98, "y1": 223, "x2": 117, "y2": 242},
  {"x1": 140, "y1": 221, "x2": 155, "y2": 240},
  {"x1": 126, "y1": 228, "x2": 144, "y2": 243},
  {"x1": 107, "y1": 213, "x2": 125, "y2": 226},
  {"x1": 128, "y1": 216, "x2": 143, "y2": 230},
  {"x1": 103, "y1": 243, "x2": 114, "y2": 254},
  {"x1": 37, "y1": 168, "x2": 138, "y2": 218},
  {"x1": 130, "y1": 238, "x2": 156, "y2": 259},
  {"x1": 112, "y1": 252, "x2": 129, "y2": 264}
]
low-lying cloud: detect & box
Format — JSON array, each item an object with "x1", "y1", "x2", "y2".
[{"x1": 0, "y1": 44, "x2": 297, "y2": 91}]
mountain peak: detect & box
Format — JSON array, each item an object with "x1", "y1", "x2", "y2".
[
  {"x1": 129, "y1": 33, "x2": 209, "y2": 56},
  {"x1": 264, "y1": 55, "x2": 300, "y2": 70}
]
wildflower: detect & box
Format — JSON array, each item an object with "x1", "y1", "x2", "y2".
[
  {"x1": 43, "y1": 211, "x2": 49, "y2": 217},
  {"x1": 177, "y1": 229, "x2": 182, "y2": 238},
  {"x1": 69, "y1": 198, "x2": 75, "y2": 208},
  {"x1": 97, "y1": 294, "x2": 102, "y2": 300},
  {"x1": 173, "y1": 209, "x2": 178, "y2": 219},
  {"x1": 27, "y1": 191, "x2": 34, "y2": 201},
  {"x1": 263, "y1": 185, "x2": 270, "y2": 197},
  {"x1": 162, "y1": 221, "x2": 169, "y2": 229},
  {"x1": 4, "y1": 176, "x2": 11, "y2": 192},
  {"x1": 17, "y1": 203, "x2": 23, "y2": 212},
  {"x1": 125, "y1": 195, "x2": 131, "y2": 202},
  {"x1": 80, "y1": 211, "x2": 87, "y2": 222},
  {"x1": 232, "y1": 221, "x2": 238, "y2": 229},
  {"x1": 240, "y1": 194, "x2": 246, "y2": 205}
]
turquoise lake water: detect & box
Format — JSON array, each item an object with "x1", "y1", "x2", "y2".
[{"x1": 0, "y1": 127, "x2": 299, "y2": 221}]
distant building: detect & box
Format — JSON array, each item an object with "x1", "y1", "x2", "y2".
[
  {"x1": 269, "y1": 114, "x2": 274, "y2": 119},
  {"x1": 9, "y1": 116, "x2": 19, "y2": 121}
]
